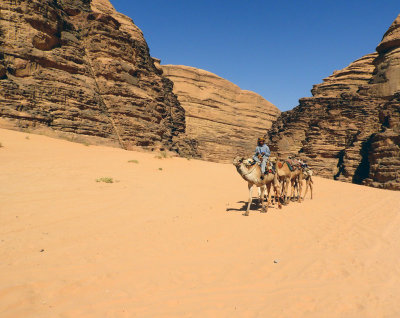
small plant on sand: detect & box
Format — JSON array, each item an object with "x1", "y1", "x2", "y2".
[
  {"x1": 155, "y1": 151, "x2": 168, "y2": 159},
  {"x1": 21, "y1": 128, "x2": 32, "y2": 133},
  {"x1": 96, "y1": 177, "x2": 114, "y2": 183},
  {"x1": 0, "y1": 142, "x2": 3, "y2": 148},
  {"x1": 158, "y1": 167, "x2": 163, "y2": 171},
  {"x1": 128, "y1": 159, "x2": 139, "y2": 164},
  {"x1": 25, "y1": 136, "x2": 30, "y2": 140}
]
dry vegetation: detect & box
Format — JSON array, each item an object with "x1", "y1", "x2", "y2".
[
  {"x1": 95, "y1": 177, "x2": 114, "y2": 183},
  {"x1": 155, "y1": 151, "x2": 168, "y2": 159}
]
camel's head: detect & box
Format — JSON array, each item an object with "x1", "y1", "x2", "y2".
[
  {"x1": 232, "y1": 156, "x2": 244, "y2": 167},
  {"x1": 303, "y1": 167, "x2": 313, "y2": 177},
  {"x1": 233, "y1": 156, "x2": 255, "y2": 168}
]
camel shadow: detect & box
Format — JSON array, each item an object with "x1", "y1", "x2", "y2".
[
  {"x1": 226, "y1": 200, "x2": 259, "y2": 212},
  {"x1": 226, "y1": 199, "x2": 277, "y2": 212}
]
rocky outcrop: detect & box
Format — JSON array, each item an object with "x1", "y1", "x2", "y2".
[
  {"x1": 162, "y1": 65, "x2": 280, "y2": 162},
  {"x1": 0, "y1": 0, "x2": 198, "y2": 157},
  {"x1": 366, "y1": 15, "x2": 400, "y2": 98},
  {"x1": 311, "y1": 53, "x2": 378, "y2": 98},
  {"x1": 267, "y1": 14, "x2": 400, "y2": 190},
  {"x1": 364, "y1": 98, "x2": 400, "y2": 189}
]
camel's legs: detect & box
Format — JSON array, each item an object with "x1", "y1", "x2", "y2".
[
  {"x1": 300, "y1": 179, "x2": 304, "y2": 200},
  {"x1": 297, "y1": 176, "x2": 303, "y2": 203},
  {"x1": 290, "y1": 179, "x2": 296, "y2": 201},
  {"x1": 274, "y1": 182, "x2": 282, "y2": 209},
  {"x1": 303, "y1": 178, "x2": 312, "y2": 200},
  {"x1": 261, "y1": 183, "x2": 271, "y2": 213},
  {"x1": 279, "y1": 178, "x2": 287, "y2": 203},
  {"x1": 284, "y1": 177, "x2": 290, "y2": 204},
  {"x1": 280, "y1": 179, "x2": 286, "y2": 202},
  {"x1": 294, "y1": 180, "x2": 300, "y2": 198},
  {"x1": 303, "y1": 179, "x2": 308, "y2": 199},
  {"x1": 290, "y1": 176, "x2": 301, "y2": 202},
  {"x1": 268, "y1": 182, "x2": 275, "y2": 206},
  {"x1": 260, "y1": 185, "x2": 267, "y2": 212},
  {"x1": 280, "y1": 180, "x2": 285, "y2": 203},
  {"x1": 244, "y1": 183, "x2": 253, "y2": 216},
  {"x1": 258, "y1": 185, "x2": 266, "y2": 202}
]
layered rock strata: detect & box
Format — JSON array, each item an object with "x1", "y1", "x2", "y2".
[
  {"x1": 0, "y1": 0, "x2": 197, "y2": 156},
  {"x1": 364, "y1": 98, "x2": 400, "y2": 189},
  {"x1": 162, "y1": 65, "x2": 280, "y2": 162},
  {"x1": 267, "y1": 14, "x2": 400, "y2": 190}
]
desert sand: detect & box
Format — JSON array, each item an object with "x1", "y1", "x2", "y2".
[{"x1": 1, "y1": 128, "x2": 400, "y2": 318}]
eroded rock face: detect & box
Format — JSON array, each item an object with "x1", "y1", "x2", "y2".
[
  {"x1": 267, "y1": 14, "x2": 400, "y2": 190},
  {"x1": 162, "y1": 65, "x2": 280, "y2": 162},
  {"x1": 364, "y1": 98, "x2": 400, "y2": 190},
  {"x1": 0, "y1": 0, "x2": 198, "y2": 157}
]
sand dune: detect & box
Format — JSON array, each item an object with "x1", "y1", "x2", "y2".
[{"x1": 1, "y1": 128, "x2": 400, "y2": 318}]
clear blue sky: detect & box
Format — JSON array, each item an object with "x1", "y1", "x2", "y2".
[{"x1": 112, "y1": 1, "x2": 399, "y2": 111}]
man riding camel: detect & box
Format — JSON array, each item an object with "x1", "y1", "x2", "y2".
[{"x1": 253, "y1": 137, "x2": 271, "y2": 179}]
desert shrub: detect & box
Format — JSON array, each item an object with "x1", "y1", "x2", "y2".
[
  {"x1": 128, "y1": 159, "x2": 139, "y2": 164},
  {"x1": 155, "y1": 151, "x2": 168, "y2": 159},
  {"x1": 96, "y1": 177, "x2": 114, "y2": 183}
]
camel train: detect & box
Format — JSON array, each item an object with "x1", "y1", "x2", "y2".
[{"x1": 233, "y1": 155, "x2": 313, "y2": 216}]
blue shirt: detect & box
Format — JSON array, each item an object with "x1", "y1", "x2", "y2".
[{"x1": 254, "y1": 144, "x2": 270, "y2": 159}]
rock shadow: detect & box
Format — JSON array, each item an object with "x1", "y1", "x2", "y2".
[{"x1": 353, "y1": 134, "x2": 374, "y2": 184}]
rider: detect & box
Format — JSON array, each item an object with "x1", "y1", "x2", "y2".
[{"x1": 253, "y1": 137, "x2": 271, "y2": 179}]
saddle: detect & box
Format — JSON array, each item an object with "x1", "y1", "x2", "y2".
[
  {"x1": 286, "y1": 157, "x2": 305, "y2": 171},
  {"x1": 285, "y1": 160, "x2": 295, "y2": 171},
  {"x1": 244, "y1": 158, "x2": 274, "y2": 174},
  {"x1": 266, "y1": 161, "x2": 274, "y2": 174}
]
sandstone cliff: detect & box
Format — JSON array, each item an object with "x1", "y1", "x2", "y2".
[
  {"x1": 0, "y1": 0, "x2": 197, "y2": 156},
  {"x1": 162, "y1": 65, "x2": 280, "y2": 162},
  {"x1": 267, "y1": 14, "x2": 400, "y2": 190}
]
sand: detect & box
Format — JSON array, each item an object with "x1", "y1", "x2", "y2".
[{"x1": 1, "y1": 128, "x2": 400, "y2": 318}]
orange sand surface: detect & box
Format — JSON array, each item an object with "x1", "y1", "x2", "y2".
[{"x1": 1, "y1": 128, "x2": 400, "y2": 318}]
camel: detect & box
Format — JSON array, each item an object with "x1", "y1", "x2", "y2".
[
  {"x1": 293, "y1": 166, "x2": 313, "y2": 200},
  {"x1": 302, "y1": 167, "x2": 313, "y2": 199},
  {"x1": 233, "y1": 156, "x2": 282, "y2": 216},
  {"x1": 289, "y1": 167, "x2": 304, "y2": 202},
  {"x1": 273, "y1": 158, "x2": 303, "y2": 204}
]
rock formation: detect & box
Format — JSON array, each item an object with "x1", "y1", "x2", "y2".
[
  {"x1": 0, "y1": 0, "x2": 198, "y2": 156},
  {"x1": 267, "y1": 14, "x2": 400, "y2": 190},
  {"x1": 161, "y1": 65, "x2": 280, "y2": 162}
]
